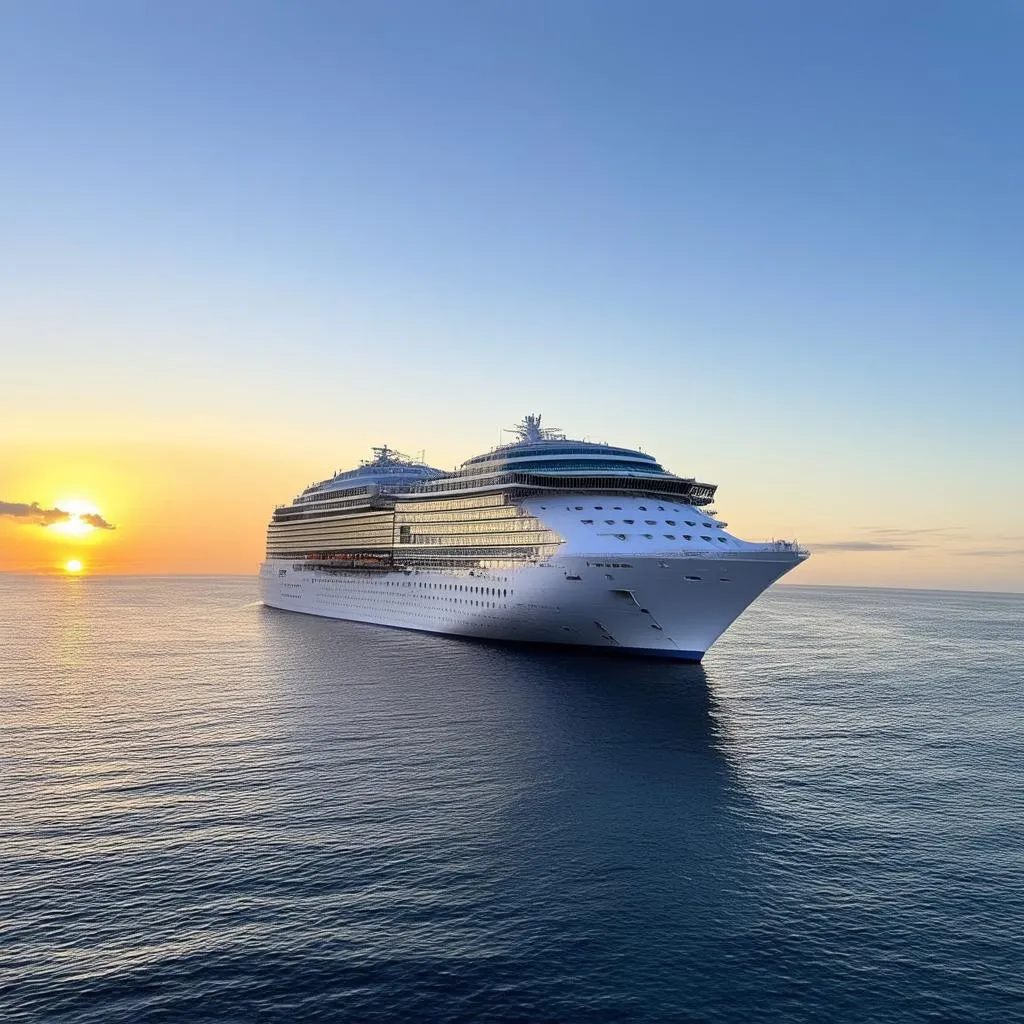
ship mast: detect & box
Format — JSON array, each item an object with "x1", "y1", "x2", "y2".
[{"x1": 509, "y1": 413, "x2": 565, "y2": 443}]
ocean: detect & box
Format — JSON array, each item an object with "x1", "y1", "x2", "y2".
[{"x1": 3, "y1": 576, "x2": 1023, "y2": 1023}]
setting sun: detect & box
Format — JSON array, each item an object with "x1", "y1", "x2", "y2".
[
  {"x1": 64, "y1": 558, "x2": 84, "y2": 574},
  {"x1": 49, "y1": 499, "x2": 102, "y2": 537}
]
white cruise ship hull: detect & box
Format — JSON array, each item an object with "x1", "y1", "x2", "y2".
[{"x1": 258, "y1": 550, "x2": 800, "y2": 661}]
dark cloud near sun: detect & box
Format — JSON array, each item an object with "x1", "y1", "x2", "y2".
[
  {"x1": 0, "y1": 501, "x2": 116, "y2": 530},
  {"x1": 0, "y1": 501, "x2": 67, "y2": 525},
  {"x1": 79, "y1": 512, "x2": 116, "y2": 530}
]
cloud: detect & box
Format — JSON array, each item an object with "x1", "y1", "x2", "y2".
[
  {"x1": 867, "y1": 527, "x2": 960, "y2": 535},
  {"x1": 0, "y1": 501, "x2": 116, "y2": 530},
  {"x1": 0, "y1": 501, "x2": 68, "y2": 525},
  {"x1": 864, "y1": 527, "x2": 965, "y2": 540},
  {"x1": 79, "y1": 512, "x2": 116, "y2": 530},
  {"x1": 810, "y1": 528, "x2": 1024, "y2": 558},
  {"x1": 953, "y1": 547, "x2": 1024, "y2": 558},
  {"x1": 807, "y1": 540, "x2": 919, "y2": 552},
  {"x1": 809, "y1": 526, "x2": 969, "y2": 552}
]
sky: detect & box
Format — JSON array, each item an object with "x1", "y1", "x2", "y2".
[{"x1": 1, "y1": 1, "x2": 1021, "y2": 589}]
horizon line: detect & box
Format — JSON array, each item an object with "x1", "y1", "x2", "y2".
[{"x1": 1, "y1": 570, "x2": 1021, "y2": 598}]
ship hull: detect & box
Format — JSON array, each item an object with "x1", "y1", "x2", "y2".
[{"x1": 258, "y1": 551, "x2": 801, "y2": 661}]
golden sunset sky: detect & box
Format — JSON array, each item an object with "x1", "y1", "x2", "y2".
[
  {"x1": 2, "y1": 6, "x2": 1022, "y2": 590},
  {"x1": 2, "y1": 415, "x2": 1021, "y2": 592}
]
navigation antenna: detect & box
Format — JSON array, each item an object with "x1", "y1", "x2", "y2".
[
  {"x1": 507, "y1": 413, "x2": 566, "y2": 444},
  {"x1": 368, "y1": 445, "x2": 412, "y2": 465}
]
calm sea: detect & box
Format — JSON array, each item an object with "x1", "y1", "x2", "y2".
[{"x1": 2, "y1": 577, "x2": 1023, "y2": 1023}]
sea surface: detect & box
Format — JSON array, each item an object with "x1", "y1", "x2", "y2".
[{"x1": 2, "y1": 577, "x2": 1023, "y2": 1023}]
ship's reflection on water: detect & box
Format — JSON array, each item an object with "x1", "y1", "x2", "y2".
[{"x1": 258, "y1": 612, "x2": 768, "y2": 1011}]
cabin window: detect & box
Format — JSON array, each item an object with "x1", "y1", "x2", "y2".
[{"x1": 664, "y1": 534, "x2": 675, "y2": 540}]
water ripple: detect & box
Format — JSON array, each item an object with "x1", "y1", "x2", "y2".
[{"x1": 2, "y1": 577, "x2": 1022, "y2": 1022}]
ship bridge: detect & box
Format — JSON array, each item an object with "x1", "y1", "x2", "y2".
[{"x1": 407, "y1": 414, "x2": 717, "y2": 505}]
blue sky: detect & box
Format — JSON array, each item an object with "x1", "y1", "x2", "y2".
[{"x1": 1, "y1": 1, "x2": 1022, "y2": 586}]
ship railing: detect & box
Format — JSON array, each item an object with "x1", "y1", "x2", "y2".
[{"x1": 752, "y1": 540, "x2": 808, "y2": 554}]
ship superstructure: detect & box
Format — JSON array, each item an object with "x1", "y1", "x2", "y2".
[{"x1": 259, "y1": 416, "x2": 807, "y2": 659}]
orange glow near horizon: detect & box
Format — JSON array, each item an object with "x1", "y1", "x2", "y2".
[
  {"x1": 1, "y1": 437, "x2": 1022, "y2": 591},
  {"x1": 0, "y1": 439, "x2": 304, "y2": 576}
]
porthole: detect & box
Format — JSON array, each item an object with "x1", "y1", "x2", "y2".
[{"x1": 664, "y1": 534, "x2": 675, "y2": 540}]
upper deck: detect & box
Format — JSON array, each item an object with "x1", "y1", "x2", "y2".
[
  {"x1": 402, "y1": 415, "x2": 716, "y2": 506},
  {"x1": 273, "y1": 415, "x2": 717, "y2": 523}
]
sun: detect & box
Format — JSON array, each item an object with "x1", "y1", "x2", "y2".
[
  {"x1": 65, "y1": 558, "x2": 84, "y2": 574},
  {"x1": 50, "y1": 499, "x2": 101, "y2": 537}
]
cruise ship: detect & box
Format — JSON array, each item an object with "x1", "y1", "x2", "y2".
[{"x1": 259, "y1": 415, "x2": 808, "y2": 660}]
